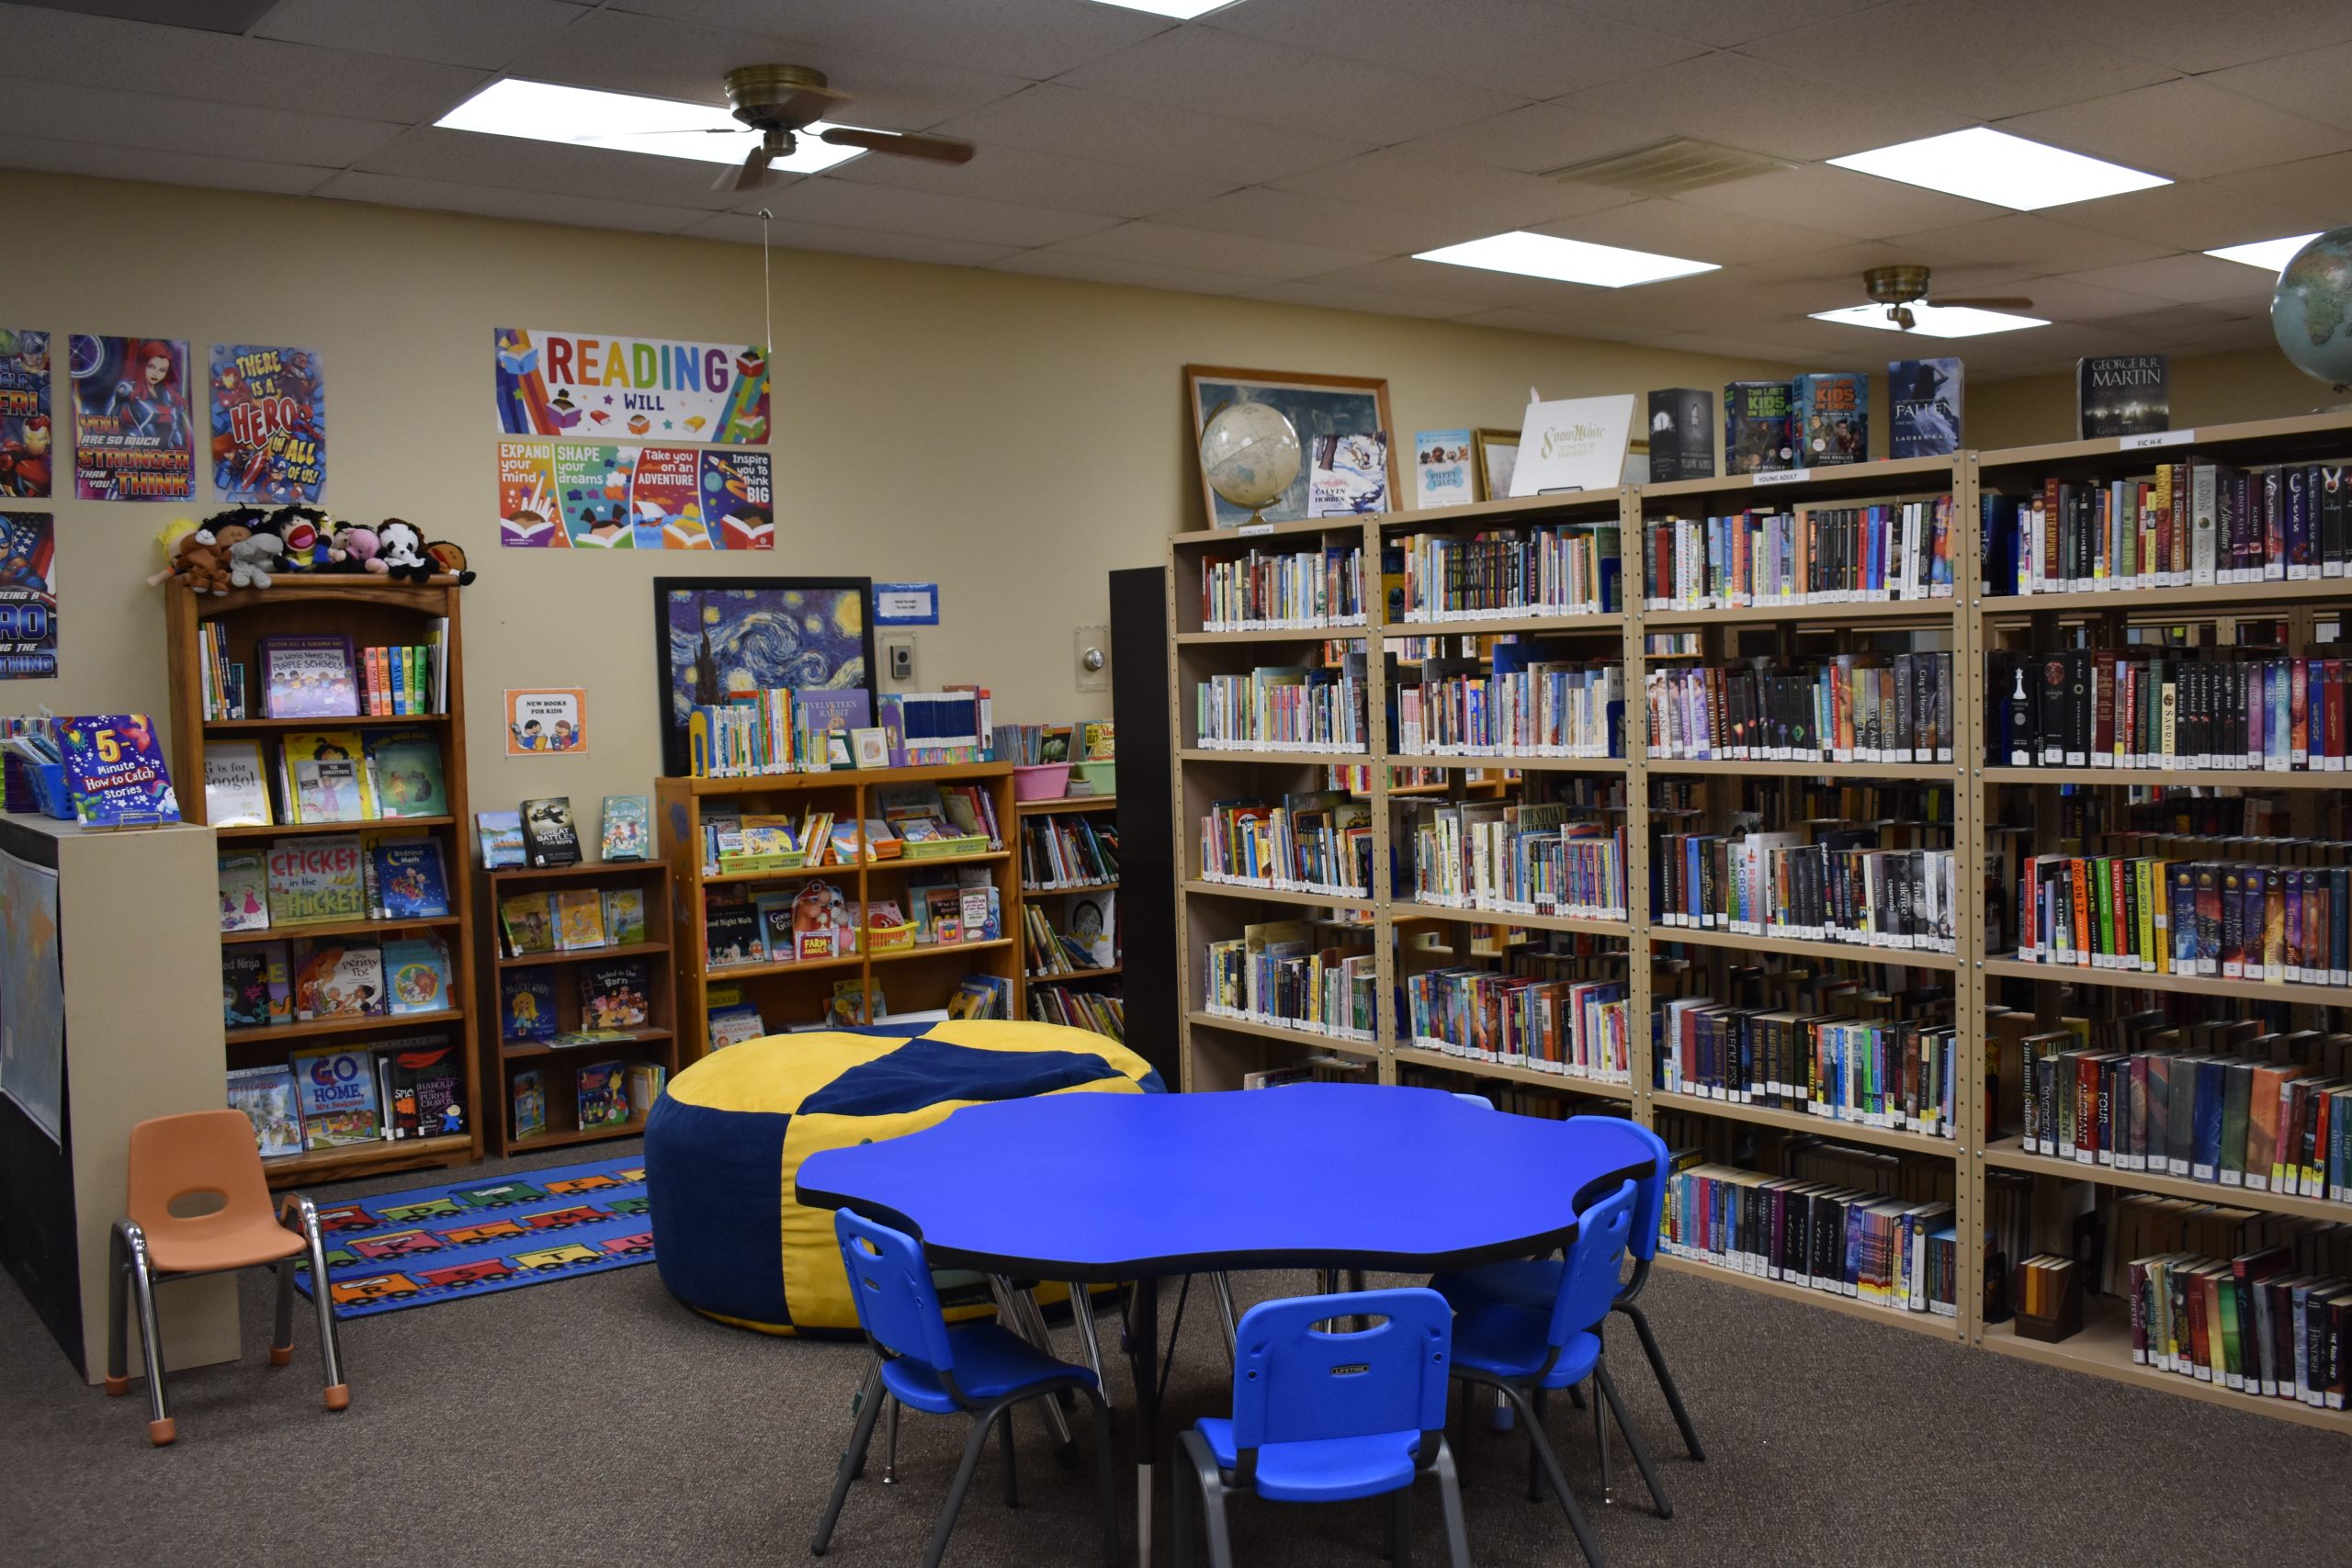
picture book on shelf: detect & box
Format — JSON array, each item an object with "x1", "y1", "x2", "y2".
[
  {"x1": 576, "y1": 1060, "x2": 630, "y2": 1129},
  {"x1": 225, "y1": 1065, "x2": 303, "y2": 1157},
  {"x1": 828, "y1": 977, "x2": 883, "y2": 1028},
  {"x1": 377, "y1": 1039, "x2": 465, "y2": 1141},
  {"x1": 382, "y1": 936, "x2": 453, "y2": 1015},
  {"x1": 521, "y1": 795, "x2": 581, "y2": 867},
  {"x1": 707, "y1": 1002, "x2": 764, "y2": 1050},
  {"x1": 289, "y1": 1045, "x2": 380, "y2": 1147},
  {"x1": 579, "y1": 958, "x2": 650, "y2": 1030},
  {"x1": 259, "y1": 940, "x2": 293, "y2": 1024},
  {"x1": 261, "y1": 636, "x2": 360, "y2": 720},
  {"x1": 949, "y1": 974, "x2": 1012, "y2": 1021},
  {"x1": 501, "y1": 892, "x2": 555, "y2": 955},
  {"x1": 294, "y1": 942, "x2": 384, "y2": 1021},
  {"x1": 555, "y1": 886, "x2": 607, "y2": 951},
  {"x1": 477, "y1": 810, "x2": 524, "y2": 869},
  {"x1": 501, "y1": 967, "x2": 558, "y2": 1043},
  {"x1": 283, "y1": 730, "x2": 374, "y2": 823},
  {"x1": 58, "y1": 715, "x2": 178, "y2": 828},
  {"x1": 365, "y1": 729, "x2": 447, "y2": 818},
  {"x1": 626, "y1": 1063, "x2": 667, "y2": 1117},
  {"x1": 219, "y1": 851, "x2": 269, "y2": 933},
  {"x1": 221, "y1": 948, "x2": 271, "y2": 1029},
  {"x1": 266, "y1": 835, "x2": 364, "y2": 925},
  {"x1": 1065, "y1": 890, "x2": 1115, "y2": 967},
  {"x1": 599, "y1": 795, "x2": 650, "y2": 861},
  {"x1": 704, "y1": 890, "x2": 765, "y2": 968},
  {"x1": 202, "y1": 739, "x2": 271, "y2": 828},
  {"x1": 512, "y1": 1069, "x2": 547, "y2": 1139},
  {"x1": 374, "y1": 837, "x2": 450, "y2": 919},
  {"x1": 601, "y1": 886, "x2": 647, "y2": 946},
  {"x1": 1889, "y1": 357, "x2": 1962, "y2": 458}
]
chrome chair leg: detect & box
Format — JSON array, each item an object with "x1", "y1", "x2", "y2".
[
  {"x1": 1431, "y1": 1439, "x2": 1473, "y2": 1568},
  {"x1": 283, "y1": 1196, "x2": 347, "y2": 1408},
  {"x1": 1066, "y1": 1281, "x2": 1108, "y2": 1393},
  {"x1": 1210, "y1": 1272, "x2": 1239, "y2": 1369},
  {"x1": 121, "y1": 1224, "x2": 173, "y2": 1446},
  {"x1": 1591, "y1": 1371, "x2": 1611, "y2": 1506},
  {"x1": 882, "y1": 1395, "x2": 900, "y2": 1484},
  {"x1": 992, "y1": 1277, "x2": 1075, "y2": 1450},
  {"x1": 1596, "y1": 1359, "x2": 1671, "y2": 1520}
]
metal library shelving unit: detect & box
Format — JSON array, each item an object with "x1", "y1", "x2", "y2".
[
  {"x1": 164, "y1": 576, "x2": 481, "y2": 1188},
  {"x1": 1166, "y1": 408, "x2": 2352, "y2": 1432},
  {"x1": 1012, "y1": 792, "x2": 1122, "y2": 1029}
]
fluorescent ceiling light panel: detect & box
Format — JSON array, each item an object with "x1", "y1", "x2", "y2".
[
  {"x1": 2206, "y1": 232, "x2": 2323, "y2": 272},
  {"x1": 1414, "y1": 231, "x2": 1717, "y2": 288},
  {"x1": 1085, "y1": 0, "x2": 1243, "y2": 16},
  {"x1": 1809, "y1": 303, "x2": 2049, "y2": 338},
  {"x1": 1827, "y1": 127, "x2": 2168, "y2": 210},
  {"x1": 435, "y1": 78, "x2": 865, "y2": 174}
]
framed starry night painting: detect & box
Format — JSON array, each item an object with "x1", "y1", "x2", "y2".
[{"x1": 652, "y1": 577, "x2": 875, "y2": 776}]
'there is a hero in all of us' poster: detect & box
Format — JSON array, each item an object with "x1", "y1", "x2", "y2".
[
  {"x1": 68, "y1": 334, "x2": 194, "y2": 502},
  {"x1": 209, "y1": 344, "x2": 326, "y2": 504}
]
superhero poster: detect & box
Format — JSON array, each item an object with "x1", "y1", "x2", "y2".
[
  {"x1": 67, "y1": 334, "x2": 194, "y2": 502},
  {"x1": 0, "y1": 513, "x2": 58, "y2": 679},
  {"x1": 0, "y1": 330, "x2": 52, "y2": 501},
  {"x1": 209, "y1": 344, "x2": 325, "y2": 504}
]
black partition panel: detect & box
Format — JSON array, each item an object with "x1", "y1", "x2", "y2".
[{"x1": 1109, "y1": 566, "x2": 1177, "y2": 1087}]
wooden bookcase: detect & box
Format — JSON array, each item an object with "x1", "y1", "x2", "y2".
[
  {"x1": 657, "y1": 761, "x2": 1018, "y2": 1058},
  {"x1": 1013, "y1": 793, "x2": 1123, "y2": 1032},
  {"x1": 164, "y1": 576, "x2": 481, "y2": 1187},
  {"x1": 478, "y1": 859, "x2": 674, "y2": 1155},
  {"x1": 1166, "y1": 408, "x2": 2352, "y2": 1432}
]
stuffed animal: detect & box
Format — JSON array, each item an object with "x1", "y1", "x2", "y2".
[
  {"x1": 377, "y1": 518, "x2": 434, "y2": 581},
  {"x1": 273, "y1": 506, "x2": 333, "y2": 573},
  {"x1": 205, "y1": 505, "x2": 282, "y2": 591},
  {"x1": 145, "y1": 519, "x2": 197, "y2": 589},
  {"x1": 148, "y1": 517, "x2": 232, "y2": 595},
  {"x1": 424, "y1": 538, "x2": 476, "y2": 586},
  {"x1": 330, "y1": 519, "x2": 386, "y2": 575}
]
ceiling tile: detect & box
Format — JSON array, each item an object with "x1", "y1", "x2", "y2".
[
  {"x1": 2051, "y1": 181, "x2": 2331, "y2": 253},
  {"x1": 1736, "y1": 0, "x2": 2175, "y2": 121},
  {"x1": 313, "y1": 169, "x2": 705, "y2": 233},
  {"x1": 1237, "y1": 280, "x2": 1487, "y2": 321},
  {"x1": 985, "y1": 250, "x2": 1272, "y2": 299},
  {"x1": 2206, "y1": 41, "x2": 2352, "y2": 134},
  {"x1": 1266, "y1": 148, "x2": 1635, "y2": 231},
  {"x1": 605, "y1": 0, "x2": 1167, "y2": 80},
  {"x1": 254, "y1": 0, "x2": 591, "y2": 70},
  {"x1": 11, "y1": 0, "x2": 272, "y2": 29},
  {"x1": 1532, "y1": 199, "x2": 1851, "y2": 265},
  {"x1": 1147, "y1": 186, "x2": 1494, "y2": 256},
  {"x1": 1673, "y1": 164, "x2": 2004, "y2": 240},
  {"x1": 682, "y1": 209, "x2": 1021, "y2": 266},
  {"x1": 2209, "y1": 150, "x2": 2352, "y2": 219},
  {"x1": 1198, "y1": 0, "x2": 1703, "y2": 101},
  {"x1": 0, "y1": 73, "x2": 404, "y2": 166},
  {"x1": 753, "y1": 177, "x2": 1119, "y2": 248},
  {"x1": 1552, "y1": 50, "x2": 1970, "y2": 164},
  {"x1": 513, "y1": 7, "x2": 1030, "y2": 130},
  {"x1": 1972, "y1": 275, "x2": 2171, "y2": 321},
  {"x1": 352, "y1": 125, "x2": 770, "y2": 209},
  {"x1": 1882, "y1": 213, "x2": 2177, "y2": 273},
  {"x1": 2164, "y1": 319, "x2": 2290, "y2": 355},
  {"x1": 2057, "y1": 254, "x2": 2280, "y2": 306},
  {"x1": 1737, "y1": 241, "x2": 1923, "y2": 282},
  {"x1": 1566, "y1": 0, "x2": 1893, "y2": 49},
  {"x1": 0, "y1": 4, "x2": 489, "y2": 121},
  {"x1": 832, "y1": 142, "x2": 1235, "y2": 220},
  {"x1": 1057, "y1": 24, "x2": 1528, "y2": 144},
  {"x1": 1973, "y1": 0, "x2": 2352, "y2": 73},
  {"x1": 0, "y1": 128, "x2": 335, "y2": 195},
  {"x1": 931, "y1": 84, "x2": 1374, "y2": 185},
  {"x1": 2100, "y1": 303, "x2": 2252, "y2": 333},
  {"x1": 1995, "y1": 79, "x2": 2352, "y2": 182},
  {"x1": 1397, "y1": 101, "x2": 1663, "y2": 176},
  {"x1": 1041, "y1": 221, "x2": 1382, "y2": 281},
  {"x1": 1300, "y1": 257, "x2": 1587, "y2": 310}
]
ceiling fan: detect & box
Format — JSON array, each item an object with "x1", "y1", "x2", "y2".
[
  {"x1": 1862, "y1": 265, "x2": 2034, "y2": 329},
  {"x1": 706, "y1": 65, "x2": 974, "y2": 191}
]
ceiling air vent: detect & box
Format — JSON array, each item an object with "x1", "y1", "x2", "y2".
[{"x1": 1545, "y1": 138, "x2": 1795, "y2": 197}]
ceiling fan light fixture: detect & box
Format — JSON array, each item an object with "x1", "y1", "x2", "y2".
[
  {"x1": 435, "y1": 78, "x2": 865, "y2": 174},
  {"x1": 1811, "y1": 302, "x2": 2049, "y2": 338}
]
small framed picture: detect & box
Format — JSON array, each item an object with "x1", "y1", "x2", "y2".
[
  {"x1": 851, "y1": 727, "x2": 888, "y2": 769},
  {"x1": 1473, "y1": 429, "x2": 1519, "y2": 502}
]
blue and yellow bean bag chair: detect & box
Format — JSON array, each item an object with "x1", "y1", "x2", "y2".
[{"x1": 644, "y1": 1018, "x2": 1161, "y2": 1336}]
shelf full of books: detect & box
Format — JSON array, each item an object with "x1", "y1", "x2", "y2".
[
  {"x1": 1166, "y1": 409, "x2": 2352, "y2": 1430},
  {"x1": 170, "y1": 578, "x2": 481, "y2": 1186}
]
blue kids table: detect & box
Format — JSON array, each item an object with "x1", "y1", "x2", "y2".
[{"x1": 797, "y1": 1082, "x2": 1656, "y2": 1565}]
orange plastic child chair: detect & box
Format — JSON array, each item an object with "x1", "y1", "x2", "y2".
[{"x1": 106, "y1": 1109, "x2": 348, "y2": 1446}]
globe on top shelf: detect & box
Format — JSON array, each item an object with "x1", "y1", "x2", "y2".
[
  {"x1": 2272, "y1": 226, "x2": 2352, "y2": 393},
  {"x1": 1198, "y1": 400, "x2": 1301, "y2": 528}
]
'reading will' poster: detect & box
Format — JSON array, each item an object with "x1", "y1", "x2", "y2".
[
  {"x1": 209, "y1": 344, "x2": 326, "y2": 504},
  {"x1": 492, "y1": 327, "x2": 768, "y2": 446},
  {"x1": 68, "y1": 334, "x2": 194, "y2": 502}
]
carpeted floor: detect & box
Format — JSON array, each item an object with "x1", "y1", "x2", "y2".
[{"x1": 6, "y1": 1138, "x2": 2346, "y2": 1567}]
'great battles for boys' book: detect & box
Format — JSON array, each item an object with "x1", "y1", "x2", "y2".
[
  {"x1": 225, "y1": 1064, "x2": 303, "y2": 1156},
  {"x1": 1645, "y1": 389, "x2": 1714, "y2": 481},
  {"x1": 1890, "y1": 357, "x2": 1963, "y2": 457},
  {"x1": 2076, "y1": 354, "x2": 2168, "y2": 440},
  {"x1": 1724, "y1": 381, "x2": 1793, "y2": 475},
  {"x1": 502, "y1": 966, "x2": 558, "y2": 1042},
  {"x1": 219, "y1": 851, "x2": 269, "y2": 932},
  {"x1": 521, "y1": 795, "x2": 582, "y2": 867},
  {"x1": 59, "y1": 714, "x2": 178, "y2": 828},
  {"x1": 289, "y1": 1045, "x2": 380, "y2": 1147},
  {"x1": 374, "y1": 837, "x2": 450, "y2": 919},
  {"x1": 260, "y1": 635, "x2": 359, "y2": 720},
  {"x1": 266, "y1": 835, "x2": 364, "y2": 925}
]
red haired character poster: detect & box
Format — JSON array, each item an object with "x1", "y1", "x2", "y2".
[{"x1": 68, "y1": 334, "x2": 194, "y2": 502}]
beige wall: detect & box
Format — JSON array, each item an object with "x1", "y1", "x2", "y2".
[
  {"x1": 6, "y1": 166, "x2": 1823, "y2": 821},
  {"x1": 1969, "y1": 344, "x2": 2350, "y2": 450}
]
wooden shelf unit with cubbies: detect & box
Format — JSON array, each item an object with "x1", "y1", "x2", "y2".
[
  {"x1": 163, "y1": 577, "x2": 481, "y2": 1188},
  {"x1": 477, "y1": 858, "x2": 674, "y2": 1156},
  {"x1": 1013, "y1": 792, "x2": 1122, "y2": 1030},
  {"x1": 1165, "y1": 409, "x2": 2352, "y2": 1431},
  {"x1": 657, "y1": 761, "x2": 1019, "y2": 1060}
]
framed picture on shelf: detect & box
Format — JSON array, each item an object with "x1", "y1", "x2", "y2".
[
  {"x1": 1472, "y1": 428, "x2": 1518, "y2": 502},
  {"x1": 652, "y1": 578, "x2": 876, "y2": 776},
  {"x1": 1185, "y1": 364, "x2": 1396, "y2": 530}
]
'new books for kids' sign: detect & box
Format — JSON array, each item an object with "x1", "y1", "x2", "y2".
[
  {"x1": 58, "y1": 714, "x2": 178, "y2": 828},
  {"x1": 492, "y1": 327, "x2": 768, "y2": 445}
]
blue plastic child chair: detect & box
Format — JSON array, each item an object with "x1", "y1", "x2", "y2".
[
  {"x1": 813, "y1": 1209, "x2": 1116, "y2": 1568},
  {"x1": 1441, "y1": 1178, "x2": 1666, "y2": 1568},
  {"x1": 1173, "y1": 1288, "x2": 1469, "y2": 1568}
]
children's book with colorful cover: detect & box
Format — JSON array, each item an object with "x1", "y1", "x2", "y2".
[
  {"x1": 1064, "y1": 889, "x2": 1115, "y2": 967},
  {"x1": 203, "y1": 739, "x2": 272, "y2": 828},
  {"x1": 261, "y1": 636, "x2": 360, "y2": 719},
  {"x1": 601, "y1": 886, "x2": 648, "y2": 945},
  {"x1": 512, "y1": 1068, "x2": 547, "y2": 1139},
  {"x1": 58, "y1": 715, "x2": 179, "y2": 828},
  {"x1": 282, "y1": 730, "x2": 374, "y2": 823},
  {"x1": 599, "y1": 794, "x2": 650, "y2": 861},
  {"x1": 476, "y1": 810, "x2": 525, "y2": 869},
  {"x1": 289, "y1": 1045, "x2": 380, "y2": 1146},
  {"x1": 501, "y1": 967, "x2": 558, "y2": 1043},
  {"x1": 382, "y1": 936, "x2": 454, "y2": 1015},
  {"x1": 705, "y1": 890, "x2": 764, "y2": 968},
  {"x1": 828, "y1": 977, "x2": 884, "y2": 1028},
  {"x1": 259, "y1": 939, "x2": 294, "y2": 1024},
  {"x1": 266, "y1": 835, "x2": 364, "y2": 925},
  {"x1": 376, "y1": 1038, "x2": 465, "y2": 1140},
  {"x1": 707, "y1": 1002, "x2": 765, "y2": 1049},
  {"x1": 374, "y1": 837, "x2": 450, "y2": 919},
  {"x1": 520, "y1": 795, "x2": 582, "y2": 867},
  {"x1": 555, "y1": 886, "x2": 607, "y2": 951},
  {"x1": 949, "y1": 974, "x2": 1012, "y2": 1021},
  {"x1": 501, "y1": 892, "x2": 555, "y2": 955},
  {"x1": 575, "y1": 1060, "x2": 630, "y2": 1129},
  {"x1": 579, "y1": 957, "x2": 650, "y2": 1029},
  {"x1": 364, "y1": 729, "x2": 447, "y2": 818},
  {"x1": 295, "y1": 942, "x2": 385, "y2": 1020},
  {"x1": 225, "y1": 1064, "x2": 304, "y2": 1156},
  {"x1": 221, "y1": 948, "x2": 271, "y2": 1029},
  {"x1": 626, "y1": 1062, "x2": 667, "y2": 1117},
  {"x1": 219, "y1": 851, "x2": 270, "y2": 932}
]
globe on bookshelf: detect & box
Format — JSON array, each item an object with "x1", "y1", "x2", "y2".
[
  {"x1": 1199, "y1": 400, "x2": 1301, "y2": 527},
  {"x1": 2270, "y1": 226, "x2": 2352, "y2": 391}
]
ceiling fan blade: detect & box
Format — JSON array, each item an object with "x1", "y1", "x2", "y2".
[
  {"x1": 1928, "y1": 295, "x2": 2036, "y2": 310},
  {"x1": 818, "y1": 126, "x2": 975, "y2": 164},
  {"x1": 711, "y1": 142, "x2": 775, "y2": 193},
  {"x1": 626, "y1": 128, "x2": 751, "y2": 136}
]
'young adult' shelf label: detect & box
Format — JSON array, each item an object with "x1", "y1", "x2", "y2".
[{"x1": 1751, "y1": 468, "x2": 1811, "y2": 487}]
